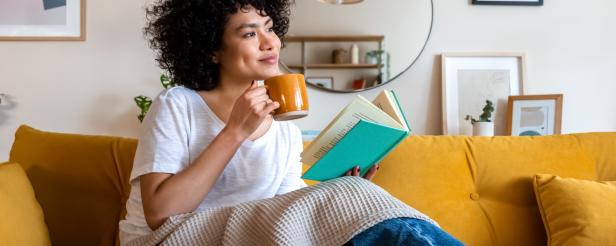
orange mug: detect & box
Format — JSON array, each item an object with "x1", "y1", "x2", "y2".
[{"x1": 264, "y1": 74, "x2": 309, "y2": 121}]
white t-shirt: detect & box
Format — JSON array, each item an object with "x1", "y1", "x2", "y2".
[{"x1": 119, "y1": 87, "x2": 307, "y2": 244}]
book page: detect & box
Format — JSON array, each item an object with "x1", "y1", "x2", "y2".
[
  {"x1": 372, "y1": 90, "x2": 409, "y2": 131},
  {"x1": 301, "y1": 95, "x2": 403, "y2": 166}
]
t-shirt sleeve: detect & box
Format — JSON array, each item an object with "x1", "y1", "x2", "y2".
[
  {"x1": 130, "y1": 89, "x2": 191, "y2": 182},
  {"x1": 276, "y1": 125, "x2": 308, "y2": 195}
]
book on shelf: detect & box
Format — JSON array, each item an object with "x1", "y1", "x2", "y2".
[
  {"x1": 300, "y1": 89, "x2": 411, "y2": 181},
  {"x1": 352, "y1": 79, "x2": 366, "y2": 90}
]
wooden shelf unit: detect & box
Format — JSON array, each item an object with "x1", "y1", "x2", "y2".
[
  {"x1": 284, "y1": 35, "x2": 384, "y2": 42},
  {"x1": 282, "y1": 35, "x2": 384, "y2": 74},
  {"x1": 286, "y1": 64, "x2": 382, "y2": 69}
]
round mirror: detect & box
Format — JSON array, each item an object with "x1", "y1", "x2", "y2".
[{"x1": 280, "y1": 0, "x2": 433, "y2": 93}]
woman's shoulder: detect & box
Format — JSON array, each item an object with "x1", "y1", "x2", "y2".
[
  {"x1": 157, "y1": 86, "x2": 194, "y2": 100},
  {"x1": 154, "y1": 86, "x2": 200, "y2": 106}
]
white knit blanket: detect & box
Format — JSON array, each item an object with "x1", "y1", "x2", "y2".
[{"x1": 127, "y1": 177, "x2": 437, "y2": 246}]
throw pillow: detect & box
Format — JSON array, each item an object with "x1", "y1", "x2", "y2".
[
  {"x1": 534, "y1": 174, "x2": 616, "y2": 245},
  {"x1": 0, "y1": 162, "x2": 51, "y2": 245}
]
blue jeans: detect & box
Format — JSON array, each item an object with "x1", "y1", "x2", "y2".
[{"x1": 344, "y1": 217, "x2": 464, "y2": 246}]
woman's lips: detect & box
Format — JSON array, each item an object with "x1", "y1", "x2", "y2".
[{"x1": 259, "y1": 56, "x2": 278, "y2": 65}]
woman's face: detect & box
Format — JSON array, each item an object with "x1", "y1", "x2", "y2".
[{"x1": 216, "y1": 6, "x2": 281, "y2": 81}]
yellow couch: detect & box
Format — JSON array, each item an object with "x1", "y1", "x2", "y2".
[{"x1": 3, "y1": 125, "x2": 616, "y2": 245}]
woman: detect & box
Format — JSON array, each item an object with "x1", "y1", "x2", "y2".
[
  {"x1": 119, "y1": 0, "x2": 378, "y2": 244},
  {"x1": 120, "y1": 0, "x2": 462, "y2": 245}
]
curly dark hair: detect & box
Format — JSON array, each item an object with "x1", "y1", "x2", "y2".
[{"x1": 144, "y1": 0, "x2": 292, "y2": 91}]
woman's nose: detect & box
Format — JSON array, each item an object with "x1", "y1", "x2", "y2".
[{"x1": 259, "y1": 32, "x2": 278, "y2": 51}]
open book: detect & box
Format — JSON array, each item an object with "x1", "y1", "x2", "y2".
[{"x1": 301, "y1": 90, "x2": 411, "y2": 181}]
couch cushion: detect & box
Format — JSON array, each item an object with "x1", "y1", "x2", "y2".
[
  {"x1": 0, "y1": 162, "x2": 51, "y2": 246},
  {"x1": 9, "y1": 125, "x2": 137, "y2": 246},
  {"x1": 534, "y1": 174, "x2": 616, "y2": 245},
  {"x1": 371, "y1": 135, "x2": 596, "y2": 246}
]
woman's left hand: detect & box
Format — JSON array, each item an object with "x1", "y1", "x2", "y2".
[{"x1": 345, "y1": 164, "x2": 379, "y2": 181}]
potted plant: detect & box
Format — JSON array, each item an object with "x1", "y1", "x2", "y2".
[
  {"x1": 134, "y1": 74, "x2": 176, "y2": 122},
  {"x1": 364, "y1": 50, "x2": 384, "y2": 65},
  {"x1": 365, "y1": 49, "x2": 390, "y2": 82},
  {"x1": 465, "y1": 100, "x2": 495, "y2": 136}
]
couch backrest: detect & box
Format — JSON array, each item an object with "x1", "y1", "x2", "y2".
[
  {"x1": 9, "y1": 125, "x2": 137, "y2": 246},
  {"x1": 371, "y1": 133, "x2": 616, "y2": 246},
  {"x1": 574, "y1": 132, "x2": 616, "y2": 181},
  {"x1": 9, "y1": 125, "x2": 616, "y2": 246}
]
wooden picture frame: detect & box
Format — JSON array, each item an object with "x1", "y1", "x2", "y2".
[
  {"x1": 472, "y1": 0, "x2": 543, "y2": 6},
  {"x1": 441, "y1": 52, "x2": 526, "y2": 135},
  {"x1": 506, "y1": 94, "x2": 563, "y2": 136},
  {"x1": 306, "y1": 76, "x2": 334, "y2": 89},
  {"x1": 0, "y1": 0, "x2": 86, "y2": 41}
]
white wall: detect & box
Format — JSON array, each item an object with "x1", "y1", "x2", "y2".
[
  {"x1": 0, "y1": 0, "x2": 161, "y2": 160},
  {"x1": 1, "y1": 0, "x2": 615, "y2": 160}
]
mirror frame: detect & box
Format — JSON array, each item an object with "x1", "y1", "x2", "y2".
[{"x1": 280, "y1": 0, "x2": 434, "y2": 93}]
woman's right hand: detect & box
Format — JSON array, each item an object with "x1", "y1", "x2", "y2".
[
  {"x1": 345, "y1": 164, "x2": 379, "y2": 181},
  {"x1": 225, "y1": 81, "x2": 279, "y2": 140}
]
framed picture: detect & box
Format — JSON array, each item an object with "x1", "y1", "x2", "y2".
[
  {"x1": 0, "y1": 0, "x2": 86, "y2": 41},
  {"x1": 441, "y1": 52, "x2": 526, "y2": 135},
  {"x1": 306, "y1": 76, "x2": 334, "y2": 89},
  {"x1": 506, "y1": 94, "x2": 562, "y2": 136},
  {"x1": 472, "y1": 0, "x2": 543, "y2": 6}
]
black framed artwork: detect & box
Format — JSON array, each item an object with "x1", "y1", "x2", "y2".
[{"x1": 472, "y1": 0, "x2": 543, "y2": 6}]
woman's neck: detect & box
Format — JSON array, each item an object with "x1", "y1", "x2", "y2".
[
  {"x1": 198, "y1": 74, "x2": 253, "y2": 123},
  {"x1": 215, "y1": 74, "x2": 253, "y2": 101}
]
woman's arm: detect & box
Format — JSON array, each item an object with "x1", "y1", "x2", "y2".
[
  {"x1": 140, "y1": 127, "x2": 244, "y2": 230},
  {"x1": 140, "y1": 82, "x2": 279, "y2": 230}
]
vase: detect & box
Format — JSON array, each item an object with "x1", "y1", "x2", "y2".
[
  {"x1": 332, "y1": 49, "x2": 347, "y2": 64},
  {"x1": 473, "y1": 122, "x2": 494, "y2": 136},
  {"x1": 350, "y1": 44, "x2": 359, "y2": 64}
]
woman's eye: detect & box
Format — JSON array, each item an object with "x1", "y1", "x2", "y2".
[
  {"x1": 243, "y1": 32, "x2": 256, "y2": 38},
  {"x1": 267, "y1": 27, "x2": 274, "y2": 32}
]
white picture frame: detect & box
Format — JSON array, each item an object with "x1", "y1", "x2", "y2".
[
  {"x1": 0, "y1": 0, "x2": 86, "y2": 41},
  {"x1": 306, "y1": 76, "x2": 334, "y2": 89},
  {"x1": 441, "y1": 52, "x2": 526, "y2": 135}
]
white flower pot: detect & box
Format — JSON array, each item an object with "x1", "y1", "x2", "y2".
[
  {"x1": 365, "y1": 56, "x2": 378, "y2": 64},
  {"x1": 473, "y1": 122, "x2": 494, "y2": 136}
]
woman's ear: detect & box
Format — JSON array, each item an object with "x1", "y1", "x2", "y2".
[{"x1": 211, "y1": 51, "x2": 222, "y2": 64}]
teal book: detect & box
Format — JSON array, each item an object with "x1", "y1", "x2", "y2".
[{"x1": 301, "y1": 90, "x2": 411, "y2": 181}]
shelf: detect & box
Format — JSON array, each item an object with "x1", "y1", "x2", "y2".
[
  {"x1": 283, "y1": 35, "x2": 384, "y2": 42},
  {"x1": 281, "y1": 35, "x2": 385, "y2": 88},
  {"x1": 286, "y1": 64, "x2": 382, "y2": 69}
]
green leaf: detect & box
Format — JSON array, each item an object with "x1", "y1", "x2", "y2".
[
  {"x1": 134, "y1": 95, "x2": 152, "y2": 122},
  {"x1": 160, "y1": 74, "x2": 175, "y2": 89}
]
